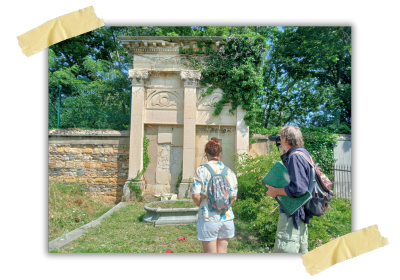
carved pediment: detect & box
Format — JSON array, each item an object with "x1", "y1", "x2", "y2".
[
  {"x1": 196, "y1": 88, "x2": 231, "y2": 110},
  {"x1": 146, "y1": 90, "x2": 183, "y2": 109}
]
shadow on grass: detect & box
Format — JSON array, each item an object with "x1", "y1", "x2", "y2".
[{"x1": 137, "y1": 212, "x2": 145, "y2": 222}]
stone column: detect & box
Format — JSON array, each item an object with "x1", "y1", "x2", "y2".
[
  {"x1": 123, "y1": 69, "x2": 149, "y2": 201},
  {"x1": 236, "y1": 105, "x2": 249, "y2": 155},
  {"x1": 178, "y1": 70, "x2": 201, "y2": 199}
]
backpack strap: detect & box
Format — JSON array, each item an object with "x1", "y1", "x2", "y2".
[
  {"x1": 221, "y1": 166, "x2": 229, "y2": 177},
  {"x1": 294, "y1": 151, "x2": 320, "y2": 169},
  {"x1": 293, "y1": 151, "x2": 318, "y2": 194},
  {"x1": 202, "y1": 164, "x2": 229, "y2": 177},
  {"x1": 201, "y1": 164, "x2": 216, "y2": 176},
  {"x1": 293, "y1": 151, "x2": 314, "y2": 167}
]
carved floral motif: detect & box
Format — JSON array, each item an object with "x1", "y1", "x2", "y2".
[{"x1": 128, "y1": 69, "x2": 150, "y2": 85}]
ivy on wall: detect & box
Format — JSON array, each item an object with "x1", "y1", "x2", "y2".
[
  {"x1": 124, "y1": 134, "x2": 150, "y2": 202},
  {"x1": 302, "y1": 127, "x2": 338, "y2": 179},
  {"x1": 179, "y1": 35, "x2": 267, "y2": 141},
  {"x1": 179, "y1": 36, "x2": 339, "y2": 177}
]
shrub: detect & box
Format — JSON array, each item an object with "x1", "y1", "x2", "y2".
[{"x1": 233, "y1": 149, "x2": 281, "y2": 201}]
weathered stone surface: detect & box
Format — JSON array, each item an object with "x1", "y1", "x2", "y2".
[
  {"x1": 101, "y1": 163, "x2": 111, "y2": 168},
  {"x1": 170, "y1": 147, "x2": 183, "y2": 174},
  {"x1": 49, "y1": 38, "x2": 252, "y2": 201},
  {"x1": 94, "y1": 178, "x2": 108, "y2": 183},
  {"x1": 156, "y1": 170, "x2": 171, "y2": 185},
  {"x1": 109, "y1": 178, "x2": 117, "y2": 183},
  {"x1": 104, "y1": 148, "x2": 113, "y2": 154}
]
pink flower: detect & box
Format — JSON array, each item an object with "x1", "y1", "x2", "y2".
[
  {"x1": 165, "y1": 248, "x2": 173, "y2": 253},
  {"x1": 178, "y1": 237, "x2": 186, "y2": 241}
]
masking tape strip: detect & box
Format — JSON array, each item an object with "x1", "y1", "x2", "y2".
[
  {"x1": 17, "y1": 6, "x2": 104, "y2": 57},
  {"x1": 301, "y1": 224, "x2": 389, "y2": 276}
]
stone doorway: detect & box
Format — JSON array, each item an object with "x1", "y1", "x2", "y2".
[
  {"x1": 195, "y1": 126, "x2": 236, "y2": 174},
  {"x1": 142, "y1": 125, "x2": 183, "y2": 197}
]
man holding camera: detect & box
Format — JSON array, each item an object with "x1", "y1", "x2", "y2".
[{"x1": 264, "y1": 126, "x2": 312, "y2": 253}]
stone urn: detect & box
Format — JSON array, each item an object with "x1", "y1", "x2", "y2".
[{"x1": 142, "y1": 199, "x2": 199, "y2": 226}]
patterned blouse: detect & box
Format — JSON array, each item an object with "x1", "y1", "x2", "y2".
[{"x1": 191, "y1": 160, "x2": 238, "y2": 222}]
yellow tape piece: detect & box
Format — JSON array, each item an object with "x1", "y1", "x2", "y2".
[
  {"x1": 301, "y1": 224, "x2": 388, "y2": 276},
  {"x1": 17, "y1": 6, "x2": 104, "y2": 57}
]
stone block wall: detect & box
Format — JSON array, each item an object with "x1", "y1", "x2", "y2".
[{"x1": 48, "y1": 130, "x2": 130, "y2": 202}]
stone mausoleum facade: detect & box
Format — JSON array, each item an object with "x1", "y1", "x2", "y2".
[{"x1": 119, "y1": 36, "x2": 249, "y2": 199}]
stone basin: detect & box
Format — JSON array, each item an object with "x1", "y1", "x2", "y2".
[{"x1": 142, "y1": 199, "x2": 199, "y2": 226}]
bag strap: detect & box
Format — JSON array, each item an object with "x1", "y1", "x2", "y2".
[
  {"x1": 221, "y1": 166, "x2": 229, "y2": 177},
  {"x1": 201, "y1": 164, "x2": 216, "y2": 176},
  {"x1": 293, "y1": 151, "x2": 314, "y2": 166},
  {"x1": 294, "y1": 151, "x2": 320, "y2": 169},
  {"x1": 202, "y1": 164, "x2": 229, "y2": 177}
]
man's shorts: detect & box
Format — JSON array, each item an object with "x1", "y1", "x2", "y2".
[{"x1": 196, "y1": 218, "x2": 235, "y2": 241}]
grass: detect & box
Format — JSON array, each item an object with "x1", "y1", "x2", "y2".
[
  {"x1": 48, "y1": 181, "x2": 115, "y2": 242},
  {"x1": 150, "y1": 201, "x2": 197, "y2": 209},
  {"x1": 308, "y1": 197, "x2": 352, "y2": 250},
  {"x1": 49, "y1": 184, "x2": 350, "y2": 253}
]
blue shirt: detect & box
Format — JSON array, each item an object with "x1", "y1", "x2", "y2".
[{"x1": 279, "y1": 147, "x2": 312, "y2": 229}]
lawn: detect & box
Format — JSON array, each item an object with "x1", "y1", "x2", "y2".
[
  {"x1": 49, "y1": 181, "x2": 115, "y2": 242},
  {"x1": 51, "y1": 201, "x2": 269, "y2": 253}
]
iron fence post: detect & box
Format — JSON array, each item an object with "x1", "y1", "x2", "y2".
[{"x1": 57, "y1": 84, "x2": 61, "y2": 129}]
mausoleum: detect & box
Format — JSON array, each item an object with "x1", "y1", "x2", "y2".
[{"x1": 119, "y1": 36, "x2": 249, "y2": 199}]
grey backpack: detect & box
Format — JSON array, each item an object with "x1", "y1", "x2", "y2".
[{"x1": 201, "y1": 164, "x2": 231, "y2": 213}]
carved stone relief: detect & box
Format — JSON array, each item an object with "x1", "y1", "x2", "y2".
[
  {"x1": 128, "y1": 69, "x2": 150, "y2": 86},
  {"x1": 180, "y1": 70, "x2": 201, "y2": 87},
  {"x1": 196, "y1": 88, "x2": 231, "y2": 110},
  {"x1": 146, "y1": 90, "x2": 182, "y2": 109}
]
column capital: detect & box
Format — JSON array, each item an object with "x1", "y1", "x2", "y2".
[
  {"x1": 180, "y1": 70, "x2": 201, "y2": 87},
  {"x1": 128, "y1": 69, "x2": 150, "y2": 86}
]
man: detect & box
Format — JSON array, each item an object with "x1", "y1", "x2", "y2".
[{"x1": 265, "y1": 126, "x2": 312, "y2": 253}]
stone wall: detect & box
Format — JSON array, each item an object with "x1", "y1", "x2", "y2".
[{"x1": 48, "y1": 130, "x2": 130, "y2": 202}]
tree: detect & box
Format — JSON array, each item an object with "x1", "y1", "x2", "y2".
[{"x1": 274, "y1": 26, "x2": 351, "y2": 126}]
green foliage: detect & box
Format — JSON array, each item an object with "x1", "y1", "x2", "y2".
[
  {"x1": 301, "y1": 126, "x2": 338, "y2": 178},
  {"x1": 179, "y1": 35, "x2": 268, "y2": 139},
  {"x1": 273, "y1": 26, "x2": 351, "y2": 126},
  {"x1": 50, "y1": 26, "x2": 350, "y2": 135},
  {"x1": 56, "y1": 94, "x2": 130, "y2": 130},
  {"x1": 123, "y1": 134, "x2": 150, "y2": 202},
  {"x1": 143, "y1": 134, "x2": 150, "y2": 173},
  {"x1": 233, "y1": 144, "x2": 350, "y2": 250},
  {"x1": 233, "y1": 196, "x2": 279, "y2": 248},
  {"x1": 184, "y1": 177, "x2": 192, "y2": 199},
  {"x1": 175, "y1": 161, "x2": 183, "y2": 194},
  {"x1": 234, "y1": 149, "x2": 281, "y2": 201}
]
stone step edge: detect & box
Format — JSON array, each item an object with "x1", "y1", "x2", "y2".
[{"x1": 48, "y1": 202, "x2": 128, "y2": 252}]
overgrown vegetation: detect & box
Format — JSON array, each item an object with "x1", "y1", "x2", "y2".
[
  {"x1": 149, "y1": 201, "x2": 197, "y2": 209},
  {"x1": 48, "y1": 181, "x2": 114, "y2": 241},
  {"x1": 51, "y1": 197, "x2": 350, "y2": 253},
  {"x1": 122, "y1": 134, "x2": 150, "y2": 202},
  {"x1": 48, "y1": 26, "x2": 351, "y2": 253},
  {"x1": 232, "y1": 151, "x2": 351, "y2": 251},
  {"x1": 179, "y1": 35, "x2": 267, "y2": 140}
]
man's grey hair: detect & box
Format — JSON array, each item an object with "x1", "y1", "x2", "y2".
[{"x1": 280, "y1": 126, "x2": 304, "y2": 147}]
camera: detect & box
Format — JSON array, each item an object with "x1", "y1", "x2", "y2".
[{"x1": 268, "y1": 135, "x2": 281, "y2": 149}]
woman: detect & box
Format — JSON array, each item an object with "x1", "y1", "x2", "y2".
[{"x1": 191, "y1": 137, "x2": 238, "y2": 253}]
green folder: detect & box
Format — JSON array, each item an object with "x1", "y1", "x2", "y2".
[{"x1": 262, "y1": 161, "x2": 312, "y2": 217}]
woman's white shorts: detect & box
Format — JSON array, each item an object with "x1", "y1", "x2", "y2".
[{"x1": 196, "y1": 218, "x2": 235, "y2": 241}]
